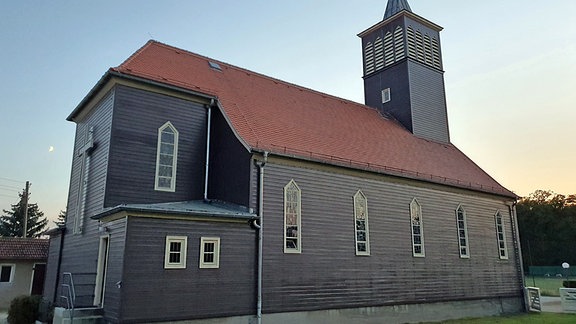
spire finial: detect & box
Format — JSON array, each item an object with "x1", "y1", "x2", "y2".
[{"x1": 384, "y1": 0, "x2": 412, "y2": 19}]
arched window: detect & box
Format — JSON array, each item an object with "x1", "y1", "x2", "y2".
[
  {"x1": 284, "y1": 180, "x2": 301, "y2": 253},
  {"x1": 354, "y1": 190, "x2": 370, "y2": 256},
  {"x1": 374, "y1": 37, "x2": 384, "y2": 71},
  {"x1": 495, "y1": 211, "x2": 508, "y2": 259},
  {"x1": 394, "y1": 26, "x2": 405, "y2": 61},
  {"x1": 456, "y1": 205, "x2": 470, "y2": 258},
  {"x1": 410, "y1": 198, "x2": 425, "y2": 257},
  {"x1": 406, "y1": 26, "x2": 417, "y2": 59},
  {"x1": 384, "y1": 32, "x2": 394, "y2": 66},
  {"x1": 155, "y1": 121, "x2": 179, "y2": 192},
  {"x1": 364, "y1": 42, "x2": 375, "y2": 74}
]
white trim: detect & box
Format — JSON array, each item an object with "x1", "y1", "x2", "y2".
[
  {"x1": 155, "y1": 121, "x2": 179, "y2": 192},
  {"x1": 495, "y1": 211, "x2": 509, "y2": 260},
  {"x1": 410, "y1": 198, "x2": 425, "y2": 257},
  {"x1": 353, "y1": 190, "x2": 370, "y2": 256},
  {"x1": 456, "y1": 205, "x2": 470, "y2": 259},
  {"x1": 164, "y1": 236, "x2": 188, "y2": 269},
  {"x1": 284, "y1": 180, "x2": 302, "y2": 254},
  {"x1": 199, "y1": 237, "x2": 221, "y2": 269},
  {"x1": 94, "y1": 235, "x2": 110, "y2": 306},
  {"x1": 0, "y1": 264, "x2": 15, "y2": 283}
]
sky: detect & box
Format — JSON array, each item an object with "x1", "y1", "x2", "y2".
[{"x1": 1, "y1": 0, "x2": 575, "y2": 225}]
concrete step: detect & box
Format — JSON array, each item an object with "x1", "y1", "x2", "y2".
[{"x1": 53, "y1": 307, "x2": 103, "y2": 324}]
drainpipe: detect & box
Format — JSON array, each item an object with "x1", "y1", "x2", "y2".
[
  {"x1": 203, "y1": 100, "x2": 214, "y2": 201},
  {"x1": 254, "y1": 151, "x2": 268, "y2": 324}
]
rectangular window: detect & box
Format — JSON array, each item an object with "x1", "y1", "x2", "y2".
[
  {"x1": 354, "y1": 190, "x2": 370, "y2": 256},
  {"x1": 284, "y1": 180, "x2": 302, "y2": 253},
  {"x1": 456, "y1": 206, "x2": 470, "y2": 258},
  {"x1": 199, "y1": 237, "x2": 220, "y2": 269},
  {"x1": 495, "y1": 212, "x2": 508, "y2": 259},
  {"x1": 0, "y1": 264, "x2": 14, "y2": 283},
  {"x1": 164, "y1": 236, "x2": 187, "y2": 269},
  {"x1": 382, "y1": 88, "x2": 391, "y2": 103},
  {"x1": 410, "y1": 199, "x2": 425, "y2": 257}
]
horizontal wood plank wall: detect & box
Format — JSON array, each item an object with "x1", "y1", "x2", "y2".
[
  {"x1": 43, "y1": 232, "x2": 62, "y2": 303},
  {"x1": 59, "y1": 89, "x2": 115, "y2": 306},
  {"x1": 120, "y1": 217, "x2": 256, "y2": 323},
  {"x1": 261, "y1": 162, "x2": 520, "y2": 313},
  {"x1": 101, "y1": 218, "x2": 127, "y2": 322},
  {"x1": 106, "y1": 85, "x2": 207, "y2": 207}
]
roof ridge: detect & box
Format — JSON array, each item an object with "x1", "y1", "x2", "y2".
[{"x1": 128, "y1": 41, "x2": 372, "y2": 113}]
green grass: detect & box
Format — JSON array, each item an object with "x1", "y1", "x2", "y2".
[
  {"x1": 525, "y1": 276, "x2": 564, "y2": 296},
  {"x1": 425, "y1": 313, "x2": 576, "y2": 323}
]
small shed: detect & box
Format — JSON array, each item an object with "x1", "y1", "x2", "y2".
[{"x1": 0, "y1": 237, "x2": 49, "y2": 310}]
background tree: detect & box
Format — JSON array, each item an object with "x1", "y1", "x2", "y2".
[
  {"x1": 0, "y1": 189, "x2": 48, "y2": 237},
  {"x1": 54, "y1": 209, "x2": 67, "y2": 227},
  {"x1": 517, "y1": 190, "x2": 576, "y2": 272}
]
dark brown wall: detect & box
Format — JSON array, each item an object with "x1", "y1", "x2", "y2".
[
  {"x1": 259, "y1": 161, "x2": 521, "y2": 313},
  {"x1": 120, "y1": 217, "x2": 256, "y2": 323}
]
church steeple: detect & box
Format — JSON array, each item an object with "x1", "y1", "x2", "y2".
[
  {"x1": 359, "y1": 1, "x2": 451, "y2": 143},
  {"x1": 383, "y1": 0, "x2": 412, "y2": 19}
]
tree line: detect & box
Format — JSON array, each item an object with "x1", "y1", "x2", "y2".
[
  {"x1": 517, "y1": 190, "x2": 576, "y2": 270},
  {"x1": 0, "y1": 186, "x2": 65, "y2": 238}
]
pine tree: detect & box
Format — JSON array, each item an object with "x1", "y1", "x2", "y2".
[
  {"x1": 0, "y1": 189, "x2": 48, "y2": 237},
  {"x1": 54, "y1": 209, "x2": 67, "y2": 227}
]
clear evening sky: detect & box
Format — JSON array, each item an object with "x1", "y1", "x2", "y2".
[{"x1": 1, "y1": 1, "x2": 575, "y2": 224}]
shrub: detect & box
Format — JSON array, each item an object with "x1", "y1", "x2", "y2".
[
  {"x1": 562, "y1": 280, "x2": 576, "y2": 288},
  {"x1": 7, "y1": 295, "x2": 41, "y2": 324}
]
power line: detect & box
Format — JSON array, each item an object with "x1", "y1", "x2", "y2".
[
  {"x1": 0, "y1": 176, "x2": 24, "y2": 184},
  {"x1": 0, "y1": 184, "x2": 22, "y2": 191}
]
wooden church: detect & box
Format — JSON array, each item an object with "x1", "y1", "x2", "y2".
[{"x1": 43, "y1": 0, "x2": 525, "y2": 323}]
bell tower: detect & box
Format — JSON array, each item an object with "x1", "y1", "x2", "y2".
[{"x1": 359, "y1": 0, "x2": 450, "y2": 143}]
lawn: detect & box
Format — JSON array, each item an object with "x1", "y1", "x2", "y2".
[
  {"x1": 426, "y1": 313, "x2": 576, "y2": 323},
  {"x1": 525, "y1": 276, "x2": 564, "y2": 296}
]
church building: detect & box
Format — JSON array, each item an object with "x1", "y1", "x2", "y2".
[{"x1": 43, "y1": 1, "x2": 525, "y2": 323}]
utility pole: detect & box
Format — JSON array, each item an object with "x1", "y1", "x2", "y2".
[{"x1": 22, "y1": 181, "x2": 30, "y2": 238}]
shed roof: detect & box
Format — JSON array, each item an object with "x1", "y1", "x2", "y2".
[
  {"x1": 0, "y1": 237, "x2": 49, "y2": 260},
  {"x1": 92, "y1": 200, "x2": 257, "y2": 221},
  {"x1": 84, "y1": 40, "x2": 514, "y2": 198}
]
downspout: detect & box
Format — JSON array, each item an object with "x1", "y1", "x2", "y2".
[
  {"x1": 509, "y1": 201, "x2": 527, "y2": 311},
  {"x1": 254, "y1": 151, "x2": 268, "y2": 324},
  {"x1": 203, "y1": 100, "x2": 214, "y2": 201},
  {"x1": 53, "y1": 226, "x2": 66, "y2": 303}
]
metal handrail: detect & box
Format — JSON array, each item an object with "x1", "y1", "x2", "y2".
[{"x1": 61, "y1": 272, "x2": 76, "y2": 323}]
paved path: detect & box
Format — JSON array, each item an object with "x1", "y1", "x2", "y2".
[
  {"x1": 0, "y1": 311, "x2": 7, "y2": 324},
  {"x1": 540, "y1": 296, "x2": 574, "y2": 313}
]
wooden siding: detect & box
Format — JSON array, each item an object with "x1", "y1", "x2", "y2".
[
  {"x1": 101, "y1": 218, "x2": 127, "y2": 322},
  {"x1": 56, "y1": 89, "x2": 115, "y2": 307},
  {"x1": 43, "y1": 232, "x2": 62, "y2": 303},
  {"x1": 119, "y1": 217, "x2": 256, "y2": 323},
  {"x1": 259, "y1": 161, "x2": 521, "y2": 314},
  {"x1": 208, "y1": 108, "x2": 252, "y2": 206},
  {"x1": 106, "y1": 85, "x2": 208, "y2": 207},
  {"x1": 408, "y1": 60, "x2": 449, "y2": 143}
]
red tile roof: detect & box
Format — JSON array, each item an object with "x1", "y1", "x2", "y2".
[
  {"x1": 110, "y1": 40, "x2": 515, "y2": 198},
  {"x1": 0, "y1": 237, "x2": 49, "y2": 260}
]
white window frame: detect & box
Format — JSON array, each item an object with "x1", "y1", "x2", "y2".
[
  {"x1": 410, "y1": 198, "x2": 425, "y2": 257},
  {"x1": 382, "y1": 88, "x2": 391, "y2": 103},
  {"x1": 495, "y1": 211, "x2": 508, "y2": 260},
  {"x1": 354, "y1": 190, "x2": 370, "y2": 256},
  {"x1": 284, "y1": 180, "x2": 302, "y2": 254},
  {"x1": 155, "y1": 121, "x2": 179, "y2": 192},
  {"x1": 199, "y1": 237, "x2": 221, "y2": 269},
  {"x1": 164, "y1": 236, "x2": 187, "y2": 269},
  {"x1": 0, "y1": 264, "x2": 15, "y2": 283},
  {"x1": 456, "y1": 205, "x2": 470, "y2": 258}
]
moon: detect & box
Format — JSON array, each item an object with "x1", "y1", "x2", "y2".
[{"x1": 49, "y1": 146, "x2": 54, "y2": 152}]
